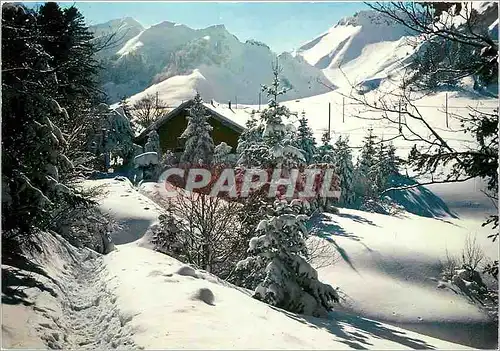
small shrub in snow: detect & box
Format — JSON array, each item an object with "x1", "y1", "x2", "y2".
[
  {"x1": 237, "y1": 200, "x2": 339, "y2": 317},
  {"x1": 151, "y1": 209, "x2": 186, "y2": 260}
]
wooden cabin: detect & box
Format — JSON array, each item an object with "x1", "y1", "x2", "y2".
[{"x1": 134, "y1": 99, "x2": 246, "y2": 154}]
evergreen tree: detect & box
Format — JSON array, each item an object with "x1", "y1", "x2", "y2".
[
  {"x1": 314, "y1": 132, "x2": 335, "y2": 164},
  {"x1": 180, "y1": 93, "x2": 214, "y2": 165},
  {"x1": 213, "y1": 142, "x2": 234, "y2": 166},
  {"x1": 145, "y1": 130, "x2": 161, "y2": 155},
  {"x1": 237, "y1": 200, "x2": 339, "y2": 317},
  {"x1": 374, "y1": 142, "x2": 387, "y2": 192},
  {"x1": 355, "y1": 128, "x2": 379, "y2": 199},
  {"x1": 333, "y1": 136, "x2": 355, "y2": 206},
  {"x1": 2, "y1": 4, "x2": 92, "y2": 241},
  {"x1": 37, "y1": 2, "x2": 108, "y2": 173},
  {"x1": 259, "y1": 60, "x2": 305, "y2": 169},
  {"x1": 386, "y1": 142, "x2": 402, "y2": 175},
  {"x1": 236, "y1": 111, "x2": 267, "y2": 167},
  {"x1": 38, "y1": 3, "x2": 100, "y2": 127},
  {"x1": 99, "y1": 106, "x2": 135, "y2": 165},
  {"x1": 295, "y1": 111, "x2": 317, "y2": 165}
]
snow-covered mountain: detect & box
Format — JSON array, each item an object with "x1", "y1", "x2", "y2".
[
  {"x1": 92, "y1": 20, "x2": 331, "y2": 104},
  {"x1": 91, "y1": 17, "x2": 145, "y2": 59},
  {"x1": 296, "y1": 10, "x2": 417, "y2": 89},
  {"x1": 296, "y1": 3, "x2": 498, "y2": 90}
]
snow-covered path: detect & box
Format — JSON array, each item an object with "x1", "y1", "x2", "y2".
[{"x1": 47, "y1": 251, "x2": 138, "y2": 349}]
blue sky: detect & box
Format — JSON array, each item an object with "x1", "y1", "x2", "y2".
[{"x1": 54, "y1": 2, "x2": 368, "y2": 53}]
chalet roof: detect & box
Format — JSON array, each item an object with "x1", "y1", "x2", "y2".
[{"x1": 135, "y1": 99, "x2": 252, "y2": 143}]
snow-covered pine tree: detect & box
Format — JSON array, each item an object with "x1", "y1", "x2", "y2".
[
  {"x1": 2, "y1": 4, "x2": 94, "y2": 240},
  {"x1": 333, "y1": 136, "x2": 355, "y2": 206},
  {"x1": 236, "y1": 111, "x2": 267, "y2": 167},
  {"x1": 237, "y1": 200, "x2": 339, "y2": 317},
  {"x1": 314, "y1": 131, "x2": 335, "y2": 164},
  {"x1": 213, "y1": 142, "x2": 235, "y2": 166},
  {"x1": 260, "y1": 60, "x2": 305, "y2": 169},
  {"x1": 374, "y1": 141, "x2": 389, "y2": 193},
  {"x1": 295, "y1": 111, "x2": 317, "y2": 165},
  {"x1": 101, "y1": 106, "x2": 135, "y2": 166},
  {"x1": 180, "y1": 93, "x2": 214, "y2": 165},
  {"x1": 386, "y1": 142, "x2": 402, "y2": 176},
  {"x1": 355, "y1": 127, "x2": 379, "y2": 199},
  {"x1": 372, "y1": 140, "x2": 403, "y2": 194},
  {"x1": 145, "y1": 129, "x2": 161, "y2": 155}
]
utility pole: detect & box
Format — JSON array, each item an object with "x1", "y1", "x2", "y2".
[
  {"x1": 342, "y1": 97, "x2": 345, "y2": 123},
  {"x1": 445, "y1": 92, "x2": 449, "y2": 128},
  {"x1": 258, "y1": 91, "x2": 261, "y2": 111},
  {"x1": 398, "y1": 100, "x2": 402, "y2": 134},
  {"x1": 328, "y1": 102, "x2": 331, "y2": 140},
  {"x1": 235, "y1": 96, "x2": 238, "y2": 109}
]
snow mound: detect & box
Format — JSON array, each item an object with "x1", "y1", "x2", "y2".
[
  {"x1": 134, "y1": 151, "x2": 158, "y2": 167},
  {"x1": 177, "y1": 265, "x2": 198, "y2": 278},
  {"x1": 193, "y1": 288, "x2": 216, "y2": 305}
]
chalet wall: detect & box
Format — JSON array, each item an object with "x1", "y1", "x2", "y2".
[{"x1": 155, "y1": 109, "x2": 241, "y2": 154}]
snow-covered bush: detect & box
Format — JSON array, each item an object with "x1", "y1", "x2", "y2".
[
  {"x1": 151, "y1": 187, "x2": 246, "y2": 278},
  {"x1": 213, "y1": 142, "x2": 236, "y2": 166},
  {"x1": 133, "y1": 152, "x2": 160, "y2": 182},
  {"x1": 160, "y1": 149, "x2": 178, "y2": 168},
  {"x1": 438, "y1": 237, "x2": 498, "y2": 320},
  {"x1": 151, "y1": 209, "x2": 186, "y2": 261},
  {"x1": 237, "y1": 200, "x2": 339, "y2": 317}
]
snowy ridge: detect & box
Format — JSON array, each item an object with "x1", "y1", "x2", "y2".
[
  {"x1": 297, "y1": 10, "x2": 415, "y2": 88},
  {"x1": 95, "y1": 19, "x2": 331, "y2": 104},
  {"x1": 116, "y1": 30, "x2": 145, "y2": 57}
]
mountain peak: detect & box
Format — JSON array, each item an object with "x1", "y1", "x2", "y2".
[
  {"x1": 336, "y1": 10, "x2": 397, "y2": 28},
  {"x1": 151, "y1": 20, "x2": 181, "y2": 28}
]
